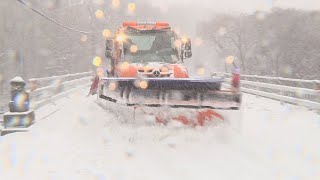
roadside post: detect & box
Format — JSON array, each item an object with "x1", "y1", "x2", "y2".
[{"x1": 1, "y1": 77, "x2": 35, "y2": 135}]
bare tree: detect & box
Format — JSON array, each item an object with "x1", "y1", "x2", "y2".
[{"x1": 198, "y1": 8, "x2": 320, "y2": 79}]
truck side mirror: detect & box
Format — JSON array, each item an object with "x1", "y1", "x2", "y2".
[
  {"x1": 182, "y1": 38, "x2": 192, "y2": 59},
  {"x1": 105, "y1": 39, "x2": 114, "y2": 59}
]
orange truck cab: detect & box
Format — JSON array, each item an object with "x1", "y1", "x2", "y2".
[{"x1": 105, "y1": 22, "x2": 192, "y2": 79}]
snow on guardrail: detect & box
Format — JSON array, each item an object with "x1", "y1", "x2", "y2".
[
  {"x1": 214, "y1": 72, "x2": 320, "y2": 89},
  {"x1": 1, "y1": 71, "x2": 93, "y2": 122},
  {"x1": 30, "y1": 77, "x2": 92, "y2": 109},
  {"x1": 213, "y1": 72, "x2": 320, "y2": 110},
  {"x1": 28, "y1": 71, "x2": 92, "y2": 89},
  {"x1": 28, "y1": 71, "x2": 93, "y2": 109},
  {"x1": 0, "y1": 72, "x2": 92, "y2": 132}
]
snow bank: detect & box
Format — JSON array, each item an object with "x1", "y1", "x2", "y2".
[{"x1": 0, "y1": 89, "x2": 319, "y2": 180}]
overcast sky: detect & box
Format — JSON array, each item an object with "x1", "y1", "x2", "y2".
[
  {"x1": 138, "y1": 0, "x2": 320, "y2": 37},
  {"x1": 149, "y1": 0, "x2": 320, "y2": 12}
]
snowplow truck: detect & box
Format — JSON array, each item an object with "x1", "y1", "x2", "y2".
[{"x1": 97, "y1": 22, "x2": 242, "y2": 127}]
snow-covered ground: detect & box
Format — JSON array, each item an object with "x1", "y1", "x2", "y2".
[{"x1": 0, "y1": 89, "x2": 319, "y2": 180}]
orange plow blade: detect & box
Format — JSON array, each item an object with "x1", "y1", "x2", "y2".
[{"x1": 134, "y1": 108, "x2": 232, "y2": 127}]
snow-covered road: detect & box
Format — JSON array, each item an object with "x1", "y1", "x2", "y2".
[{"x1": 0, "y1": 89, "x2": 319, "y2": 180}]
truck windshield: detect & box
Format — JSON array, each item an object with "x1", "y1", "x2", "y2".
[{"x1": 123, "y1": 31, "x2": 179, "y2": 63}]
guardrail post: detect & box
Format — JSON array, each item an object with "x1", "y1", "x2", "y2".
[
  {"x1": 1, "y1": 77, "x2": 35, "y2": 134},
  {"x1": 315, "y1": 82, "x2": 320, "y2": 104}
]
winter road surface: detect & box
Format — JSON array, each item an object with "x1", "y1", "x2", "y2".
[{"x1": 0, "y1": 88, "x2": 319, "y2": 180}]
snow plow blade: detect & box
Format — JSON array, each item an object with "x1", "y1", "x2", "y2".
[{"x1": 99, "y1": 77, "x2": 241, "y2": 110}]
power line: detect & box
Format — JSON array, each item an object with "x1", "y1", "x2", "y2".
[{"x1": 17, "y1": 0, "x2": 92, "y2": 34}]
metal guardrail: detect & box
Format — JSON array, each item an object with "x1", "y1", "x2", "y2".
[
  {"x1": 213, "y1": 72, "x2": 320, "y2": 89},
  {"x1": 4, "y1": 70, "x2": 319, "y2": 111},
  {"x1": 28, "y1": 71, "x2": 92, "y2": 88},
  {"x1": 0, "y1": 72, "x2": 93, "y2": 113},
  {"x1": 29, "y1": 71, "x2": 93, "y2": 109},
  {"x1": 213, "y1": 72, "x2": 320, "y2": 110},
  {"x1": 30, "y1": 77, "x2": 92, "y2": 109},
  {"x1": 0, "y1": 71, "x2": 93, "y2": 130}
]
